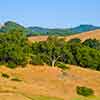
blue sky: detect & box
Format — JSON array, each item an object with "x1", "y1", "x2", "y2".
[{"x1": 0, "y1": 0, "x2": 99, "y2": 28}]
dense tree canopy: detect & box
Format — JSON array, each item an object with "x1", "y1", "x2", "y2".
[
  {"x1": 0, "y1": 29, "x2": 100, "y2": 71},
  {"x1": 0, "y1": 28, "x2": 31, "y2": 68}
]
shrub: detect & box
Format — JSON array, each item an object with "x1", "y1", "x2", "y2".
[
  {"x1": 76, "y1": 86, "x2": 94, "y2": 96},
  {"x1": 68, "y1": 38, "x2": 81, "y2": 43},
  {"x1": 7, "y1": 61, "x2": 17, "y2": 68},
  {"x1": 1, "y1": 73, "x2": 10, "y2": 78},
  {"x1": 11, "y1": 77, "x2": 22, "y2": 82}
]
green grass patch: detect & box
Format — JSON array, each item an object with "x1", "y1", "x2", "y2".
[
  {"x1": 72, "y1": 96, "x2": 100, "y2": 100},
  {"x1": 31, "y1": 95, "x2": 64, "y2": 100},
  {"x1": 56, "y1": 62, "x2": 69, "y2": 70}
]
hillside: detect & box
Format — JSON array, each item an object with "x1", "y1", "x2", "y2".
[
  {"x1": 65, "y1": 29, "x2": 100, "y2": 42},
  {"x1": 28, "y1": 29, "x2": 100, "y2": 42},
  {"x1": 1, "y1": 22, "x2": 100, "y2": 100},
  {"x1": 0, "y1": 64, "x2": 100, "y2": 100},
  {"x1": 0, "y1": 21, "x2": 31, "y2": 35},
  {"x1": 0, "y1": 21, "x2": 100, "y2": 36},
  {"x1": 70, "y1": 24, "x2": 100, "y2": 33},
  {"x1": 27, "y1": 24, "x2": 100, "y2": 35}
]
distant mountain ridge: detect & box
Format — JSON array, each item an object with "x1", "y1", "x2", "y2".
[
  {"x1": 0, "y1": 21, "x2": 100, "y2": 36},
  {"x1": 71, "y1": 24, "x2": 100, "y2": 33}
]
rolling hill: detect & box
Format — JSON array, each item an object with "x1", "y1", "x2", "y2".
[
  {"x1": 28, "y1": 29, "x2": 100, "y2": 42},
  {"x1": 70, "y1": 24, "x2": 100, "y2": 33},
  {"x1": 0, "y1": 21, "x2": 100, "y2": 100},
  {"x1": 0, "y1": 21, "x2": 100, "y2": 36},
  {"x1": 27, "y1": 24, "x2": 100, "y2": 36},
  {"x1": 65, "y1": 29, "x2": 100, "y2": 42}
]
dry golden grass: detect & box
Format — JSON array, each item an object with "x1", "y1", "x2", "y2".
[
  {"x1": 65, "y1": 29, "x2": 100, "y2": 42},
  {"x1": 28, "y1": 36, "x2": 48, "y2": 42},
  {"x1": 0, "y1": 64, "x2": 100, "y2": 100},
  {"x1": 28, "y1": 29, "x2": 100, "y2": 42},
  {"x1": 1, "y1": 30, "x2": 100, "y2": 99}
]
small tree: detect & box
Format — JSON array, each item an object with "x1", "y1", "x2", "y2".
[{"x1": 43, "y1": 36, "x2": 65, "y2": 67}]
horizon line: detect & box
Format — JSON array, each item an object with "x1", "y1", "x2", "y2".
[{"x1": 0, "y1": 20, "x2": 100, "y2": 29}]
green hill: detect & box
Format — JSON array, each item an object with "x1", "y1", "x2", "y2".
[{"x1": 0, "y1": 21, "x2": 100, "y2": 36}]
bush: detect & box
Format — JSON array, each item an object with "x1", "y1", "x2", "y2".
[
  {"x1": 1, "y1": 73, "x2": 10, "y2": 78},
  {"x1": 68, "y1": 38, "x2": 81, "y2": 43},
  {"x1": 11, "y1": 77, "x2": 22, "y2": 82},
  {"x1": 76, "y1": 86, "x2": 94, "y2": 96},
  {"x1": 7, "y1": 61, "x2": 17, "y2": 68}
]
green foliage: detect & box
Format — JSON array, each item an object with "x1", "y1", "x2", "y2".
[
  {"x1": 7, "y1": 61, "x2": 17, "y2": 68},
  {"x1": 56, "y1": 62, "x2": 69, "y2": 70},
  {"x1": 70, "y1": 24, "x2": 99, "y2": 33},
  {"x1": 1, "y1": 27, "x2": 100, "y2": 71},
  {"x1": 0, "y1": 28, "x2": 29, "y2": 68},
  {"x1": 75, "y1": 46, "x2": 100, "y2": 70},
  {"x1": 31, "y1": 54, "x2": 44, "y2": 65},
  {"x1": 31, "y1": 36, "x2": 66, "y2": 67},
  {"x1": 1, "y1": 21, "x2": 100, "y2": 36},
  {"x1": 1, "y1": 73, "x2": 10, "y2": 78},
  {"x1": 68, "y1": 38, "x2": 81, "y2": 44},
  {"x1": 0, "y1": 21, "x2": 28, "y2": 35},
  {"x1": 28, "y1": 26, "x2": 73, "y2": 36},
  {"x1": 27, "y1": 24, "x2": 100, "y2": 36},
  {"x1": 76, "y1": 86, "x2": 94, "y2": 96},
  {"x1": 83, "y1": 39, "x2": 100, "y2": 50}
]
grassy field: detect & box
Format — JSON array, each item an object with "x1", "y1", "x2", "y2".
[{"x1": 0, "y1": 64, "x2": 100, "y2": 100}]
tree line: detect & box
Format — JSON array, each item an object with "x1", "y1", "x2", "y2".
[{"x1": 0, "y1": 28, "x2": 100, "y2": 71}]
